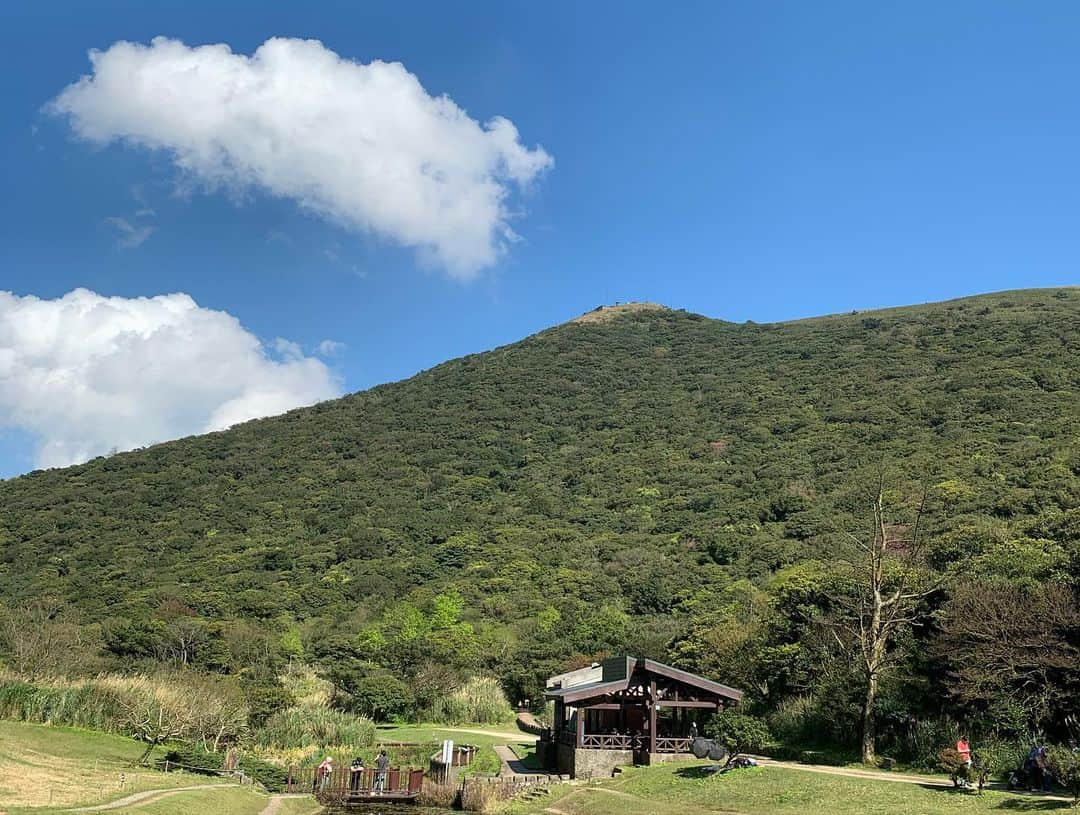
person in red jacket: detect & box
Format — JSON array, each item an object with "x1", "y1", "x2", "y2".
[{"x1": 956, "y1": 737, "x2": 972, "y2": 765}]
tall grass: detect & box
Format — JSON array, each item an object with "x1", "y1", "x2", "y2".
[
  {"x1": 254, "y1": 706, "x2": 376, "y2": 751},
  {"x1": 423, "y1": 677, "x2": 514, "y2": 725},
  {"x1": 0, "y1": 671, "x2": 246, "y2": 748}
]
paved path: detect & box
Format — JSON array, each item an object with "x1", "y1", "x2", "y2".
[
  {"x1": 517, "y1": 711, "x2": 544, "y2": 731},
  {"x1": 495, "y1": 744, "x2": 529, "y2": 775},
  {"x1": 67, "y1": 784, "x2": 227, "y2": 812}
]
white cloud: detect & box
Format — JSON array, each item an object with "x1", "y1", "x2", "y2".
[
  {"x1": 48, "y1": 36, "x2": 553, "y2": 278},
  {"x1": 0, "y1": 289, "x2": 341, "y2": 469},
  {"x1": 105, "y1": 216, "x2": 155, "y2": 248},
  {"x1": 316, "y1": 339, "x2": 345, "y2": 356}
]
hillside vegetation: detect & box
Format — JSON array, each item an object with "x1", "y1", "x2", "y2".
[{"x1": 0, "y1": 288, "x2": 1077, "y2": 763}]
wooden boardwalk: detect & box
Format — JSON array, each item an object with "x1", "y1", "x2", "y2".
[{"x1": 288, "y1": 765, "x2": 424, "y2": 805}]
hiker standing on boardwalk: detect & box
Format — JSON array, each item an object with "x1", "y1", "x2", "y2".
[
  {"x1": 374, "y1": 750, "x2": 389, "y2": 793},
  {"x1": 349, "y1": 756, "x2": 365, "y2": 793},
  {"x1": 316, "y1": 756, "x2": 333, "y2": 792}
]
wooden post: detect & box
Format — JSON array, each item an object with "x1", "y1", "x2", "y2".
[
  {"x1": 649, "y1": 681, "x2": 657, "y2": 756},
  {"x1": 576, "y1": 706, "x2": 584, "y2": 747}
]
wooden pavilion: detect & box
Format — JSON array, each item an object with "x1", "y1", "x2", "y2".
[{"x1": 538, "y1": 656, "x2": 743, "y2": 778}]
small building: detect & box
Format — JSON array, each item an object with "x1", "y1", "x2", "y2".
[{"x1": 536, "y1": 656, "x2": 743, "y2": 779}]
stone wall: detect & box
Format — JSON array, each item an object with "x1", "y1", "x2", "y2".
[
  {"x1": 555, "y1": 742, "x2": 633, "y2": 779},
  {"x1": 645, "y1": 751, "x2": 694, "y2": 765}
]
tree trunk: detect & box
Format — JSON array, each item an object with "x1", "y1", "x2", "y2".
[
  {"x1": 861, "y1": 673, "x2": 877, "y2": 765},
  {"x1": 138, "y1": 739, "x2": 157, "y2": 766}
]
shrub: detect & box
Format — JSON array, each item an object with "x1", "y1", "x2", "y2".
[
  {"x1": 243, "y1": 680, "x2": 296, "y2": 730},
  {"x1": 767, "y1": 695, "x2": 824, "y2": 746},
  {"x1": 975, "y1": 739, "x2": 1026, "y2": 781},
  {"x1": 705, "y1": 710, "x2": 772, "y2": 760},
  {"x1": 939, "y1": 748, "x2": 966, "y2": 777},
  {"x1": 255, "y1": 706, "x2": 376, "y2": 750},
  {"x1": 418, "y1": 780, "x2": 459, "y2": 808},
  {"x1": 424, "y1": 677, "x2": 514, "y2": 725},
  {"x1": 459, "y1": 778, "x2": 501, "y2": 812},
  {"x1": 161, "y1": 745, "x2": 289, "y2": 792},
  {"x1": 1045, "y1": 746, "x2": 1080, "y2": 801}
]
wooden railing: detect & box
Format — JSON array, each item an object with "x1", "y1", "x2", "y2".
[
  {"x1": 286, "y1": 766, "x2": 423, "y2": 797},
  {"x1": 654, "y1": 737, "x2": 693, "y2": 753},
  {"x1": 581, "y1": 733, "x2": 638, "y2": 750}
]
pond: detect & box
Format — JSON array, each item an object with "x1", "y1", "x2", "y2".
[{"x1": 320, "y1": 808, "x2": 456, "y2": 815}]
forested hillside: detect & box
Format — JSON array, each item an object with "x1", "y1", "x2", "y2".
[{"x1": 1, "y1": 288, "x2": 1077, "y2": 759}]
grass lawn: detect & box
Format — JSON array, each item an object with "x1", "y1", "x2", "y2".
[
  {"x1": 374, "y1": 723, "x2": 532, "y2": 776},
  {"x1": 507, "y1": 762, "x2": 1074, "y2": 815},
  {"x1": 0, "y1": 720, "x2": 229, "y2": 811},
  {"x1": 273, "y1": 794, "x2": 322, "y2": 815}
]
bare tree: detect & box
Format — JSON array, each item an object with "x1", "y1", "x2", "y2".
[
  {"x1": 828, "y1": 474, "x2": 938, "y2": 764},
  {"x1": 123, "y1": 690, "x2": 197, "y2": 764},
  {"x1": 0, "y1": 601, "x2": 99, "y2": 676}
]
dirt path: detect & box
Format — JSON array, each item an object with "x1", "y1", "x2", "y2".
[
  {"x1": 754, "y1": 758, "x2": 947, "y2": 787},
  {"x1": 67, "y1": 784, "x2": 227, "y2": 812},
  {"x1": 430, "y1": 725, "x2": 528, "y2": 741},
  {"x1": 753, "y1": 758, "x2": 1073, "y2": 803}
]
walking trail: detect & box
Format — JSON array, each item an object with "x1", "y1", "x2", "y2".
[
  {"x1": 67, "y1": 785, "x2": 316, "y2": 815},
  {"x1": 429, "y1": 725, "x2": 528, "y2": 741},
  {"x1": 755, "y1": 756, "x2": 1072, "y2": 800},
  {"x1": 67, "y1": 783, "x2": 226, "y2": 811}
]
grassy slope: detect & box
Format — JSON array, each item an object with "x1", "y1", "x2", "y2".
[
  {"x1": 508, "y1": 763, "x2": 1073, "y2": 815},
  {"x1": 0, "y1": 720, "x2": 229, "y2": 811},
  {"x1": 14, "y1": 787, "x2": 272, "y2": 815}
]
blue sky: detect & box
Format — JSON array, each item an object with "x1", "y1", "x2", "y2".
[{"x1": 1, "y1": 1, "x2": 1079, "y2": 476}]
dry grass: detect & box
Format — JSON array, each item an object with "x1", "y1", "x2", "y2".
[{"x1": 0, "y1": 720, "x2": 226, "y2": 810}]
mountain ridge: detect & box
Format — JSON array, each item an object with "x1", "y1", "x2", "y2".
[{"x1": 6, "y1": 286, "x2": 1074, "y2": 485}]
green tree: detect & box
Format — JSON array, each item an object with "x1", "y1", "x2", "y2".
[{"x1": 348, "y1": 674, "x2": 415, "y2": 721}]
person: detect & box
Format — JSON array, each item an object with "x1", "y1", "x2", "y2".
[
  {"x1": 689, "y1": 720, "x2": 699, "y2": 740},
  {"x1": 956, "y1": 737, "x2": 971, "y2": 765},
  {"x1": 315, "y1": 756, "x2": 333, "y2": 793},
  {"x1": 1036, "y1": 746, "x2": 1051, "y2": 792},
  {"x1": 374, "y1": 750, "x2": 389, "y2": 794},
  {"x1": 955, "y1": 736, "x2": 972, "y2": 787},
  {"x1": 1027, "y1": 745, "x2": 1045, "y2": 792},
  {"x1": 349, "y1": 756, "x2": 365, "y2": 793}
]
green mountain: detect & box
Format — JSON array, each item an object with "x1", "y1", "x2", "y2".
[{"x1": 1, "y1": 288, "x2": 1077, "y2": 707}]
